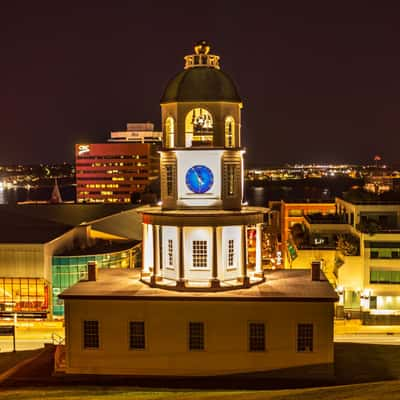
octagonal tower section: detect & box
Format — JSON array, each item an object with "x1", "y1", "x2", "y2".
[{"x1": 139, "y1": 41, "x2": 268, "y2": 290}]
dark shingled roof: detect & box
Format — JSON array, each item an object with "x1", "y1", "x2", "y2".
[
  {"x1": 161, "y1": 67, "x2": 242, "y2": 103},
  {"x1": 60, "y1": 269, "x2": 338, "y2": 302}
]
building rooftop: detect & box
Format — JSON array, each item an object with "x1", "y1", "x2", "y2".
[
  {"x1": 305, "y1": 214, "x2": 347, "y2": 224},
  {"x1": 54, "y1": 239, "x2": 139, "y2": 257},
  {"x1": 161, "y1": 67, "x2": 242, "y2": 103},
  {"x1": 60, "y1": 268, "x2": 338, "y2": 302},
  {"x1": 0, "y1": 204, "x2": 142, "y2": 241},
  {"x1": 139, "y1": 205, "x2": 268, "y2": 217},
  {"x1": 0, "y1": 208, "x2": 73, "y2": 243}
]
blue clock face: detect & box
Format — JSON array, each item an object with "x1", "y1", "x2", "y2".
[{"x1": 185, "y1": 165, "x2": 214, "y2": 194}]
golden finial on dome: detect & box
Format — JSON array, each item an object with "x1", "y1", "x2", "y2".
[
  {"x1": 194, "y1": 40, "x2": 211, "y2": 55},
  {"x1": 184, "y1": 40, "x2": 220, "y2": 70}
]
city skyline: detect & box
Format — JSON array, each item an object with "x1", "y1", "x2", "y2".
[{"x1": 1, "y1": 1, "x2": 400, "y2": 165}]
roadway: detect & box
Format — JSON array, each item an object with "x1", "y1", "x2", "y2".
[{"x1": 335, "y1": 333, "x2": 400, "y2": 345}]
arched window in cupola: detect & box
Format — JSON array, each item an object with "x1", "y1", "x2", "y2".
[
  {"x1": 224, "y1": 116, "x2": 235, "y2": 147},
  {"x1": 165, "y1": 117, "x2": 175, "y2": 148},
  {"x1": 185, "y1": 108, "x2": 213, "y2": 147}
]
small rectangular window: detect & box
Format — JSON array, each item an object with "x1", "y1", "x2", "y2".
[
  {"x1": 227, "y1": 165, "x2": 235, "y2": 196},
  {"x1": 249, "y1": 322, "x2": 265, "y2": 352},
  {"x1": 83, "y1": 320, "x2": 99, "y2": 349},
  {"x1": 189, "y1": 322, "x2": 204, "y2": 351},
  {"x1": 297, "y1": 323, "x2": 313, "y2": 352},
  {"x1": 129, "y1": 321, "x2": 145, "y2": 350},
  {"x1": 370, "y1": 251, "x2": 379, "y2": 259},
  {"x1": 166, "y1": 165, "x2": 173, "y2": 196},
  {"x1": 228, "y1": 239, "x2": 235, "y2": 267},
  {"x1": 168, "y1": 239, "x2": 174, "y2": 267},
  {"x1": 192, "y1": 240, "x2": 208, "y2": 268}
]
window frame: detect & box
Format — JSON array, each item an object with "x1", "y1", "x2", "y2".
[
  {"x1": 248, "y1": 321, "x2": 266, "y2": 352},
  {"x1": 296, "y1": 323, "x2": 314, "y2": 353},
  {"x1": 192, "y1": 240, "x2": 208, "y2": 269},
  {"x1": 227, "y1": 238, "x2": 236, "y2": 270},
  {"x1": 165, "y1": 116, "x2": 175, "y2": 148},
  {"x1": 167, "y1": 238, "x2": 174, "y2": 268},
  {"x1": 165, "y1": 165, "x2": 174, "y2": 197},
  {"x1": 129, "y1": 321, "x2": 146, "y2": 351},
  {"x1": 83, "y1": 319, "x2": 100, "y2": 350},
  {"x1": 224, "y1": 116, "x2": 235, "y2": 148},
  {"x1": 188, "y1": 321, "x2": 205, "y2": 351}
]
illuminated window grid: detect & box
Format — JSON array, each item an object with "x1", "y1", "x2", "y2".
[
  {"x1": 297, "y1": 323, "x2": 313, "y2": 352},
  {"x1": 192, "y1": 240, "x2": 207, "y2": 268},
  {"x1": 168, "y1": 239, "x2": 174, "y2": 267},
  {"x1": 0, "y1": 278, "x2": 47, "y2": 313},
  {"x1": 188, "y1": 322, "x2": 205, "y2": 351},
  {"x1": 129, "y1": 321, "x2": 145, "y2": 350},
  {"x1": 249, "y1": 322, "x2": 265, "y2": 352},
  {"x1": 83, "y1": 320, "x2": 99, "y2": 349},
  {"x1": 228, "y1": 239, "x2": 235, "y2": 267}
]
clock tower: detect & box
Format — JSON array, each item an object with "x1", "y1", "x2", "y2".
[{"x1": 140, "y1": 41, "x2": 267, "y2": 289}]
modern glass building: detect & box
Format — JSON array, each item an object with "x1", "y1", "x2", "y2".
[
  {"x1": 0, "y1": 278, "x2": 49, "y2": 318},
  {"x1": 52, "y1": 242, "x2": 140, "y2": 316}
]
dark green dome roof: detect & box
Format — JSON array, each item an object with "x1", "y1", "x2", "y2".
[{"x1": 161, "y1": 67, "x2": 242, "y2": 103}]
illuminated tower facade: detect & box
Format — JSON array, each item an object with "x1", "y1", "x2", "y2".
[{"x1": 140, "y1": 41, "x2": 267, "y2": 289}]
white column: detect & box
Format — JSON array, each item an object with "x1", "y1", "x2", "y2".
[
  {"x1": 241, "y1": 225, "x2": 250, "y2": 287},
  {"x1": 176, "y1": 226, "x2": 186, "y2": 288},
  {"x1": 255, "y1": 223, "x2": 262, "y2": 274},
  {"x1": 142, "y1": 223, "x2": 149, "y2": 275},
  {"x1": 210, "y1": 226, "x2": 220, "y2": 288},
  {"x1": 151, "y1": 225, "x2": 160, "y2": 285},
  {"x1": 142, "y1": 223, "x2": 153, "y2": 276}
]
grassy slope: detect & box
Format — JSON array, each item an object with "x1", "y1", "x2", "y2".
[
  {"x1": 2, "y1": 343, "x2": 400, "y2": 399},
  {"x1": 2, "y1": 382, "x2": 400, "y2": 400},
  {"x1": 0, "y1": 349, "x2": 40, "y2": 375}
]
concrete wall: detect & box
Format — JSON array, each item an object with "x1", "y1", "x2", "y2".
[{"x1": 64, "y1": 299, "x2": 334, "y2": 376}]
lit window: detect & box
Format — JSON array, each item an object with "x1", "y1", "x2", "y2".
[
  {"x1": 165, "y1": 117, "x2": 175, "y2": 148},
  {"x1": 83, "y1": 320, "x2": 99, "y2": 349},
  {"x1": 185, "y1": 108, "x2": 213, "y2": 147},
  {"x1": 297, "y1": 323, "x2": 313, "y2": 352},
  {"x1": 166, "y1": 165, "x2": 174, "y2": 197},
  {"x1": 249, "y1": 322, "x2": 265, "y2": 352},
  {"x1": 129, "y1": 321, "x2": 145, "y2": 350},
  {"x1": 189, "y1": 322, "x2": 204, "y2": 351},
  {"x1": 168, "y1": 239, "x2": 174, "y2": 267},
  {"x1": 228, "y1": 239, "x2": 235, "y2": 267},
  {"x1": 225, "y1": 116, "x2": 235, "y2": 147},
  {"x1": 192, "y1": 240, "x2": 207, "y2": 268},
  {"x1": 227, "y1": 165, "x2": 235, "y2": 196}
]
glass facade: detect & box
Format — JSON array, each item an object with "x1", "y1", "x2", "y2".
[
  {"x1": 0, "y1": 278, "x2": 49, "y2": 316},
  {"x1": 52, "y1": 247, "x2": 140, "y2": 316},
  {"x1": 370, "y1": 248, "x2": 400, "y2": 259},
  {"x1": 370, "y1": 269, "x2": 400, "y2": 284}
]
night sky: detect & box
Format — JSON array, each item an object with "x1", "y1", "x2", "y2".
[{"x1": 1, "y1": 1, "x2": 400, "y2": 166}]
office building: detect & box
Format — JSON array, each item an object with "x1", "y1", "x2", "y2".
[{"x1": 76, "y1": 123, "x2": 161, "y2": 203}]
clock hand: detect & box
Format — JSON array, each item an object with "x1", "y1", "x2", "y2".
[{"x1": 195, "y1": 169, "x2": 204, "y2": 186}]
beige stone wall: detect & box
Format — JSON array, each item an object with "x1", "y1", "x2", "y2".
[
  {"x1": 0, "y1": 244, "x2": 44, "y2": 278},
  {"x1": 64, "y1": 299, "x2": 334, "y2": 376}
]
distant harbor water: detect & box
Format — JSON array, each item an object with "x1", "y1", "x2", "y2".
[
  {"x1": 0, "y1": 185, "x2": 76, "y2": 205},
  {"x1": 0, "y1": 177, "x2": 362, "y2": 206}
]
